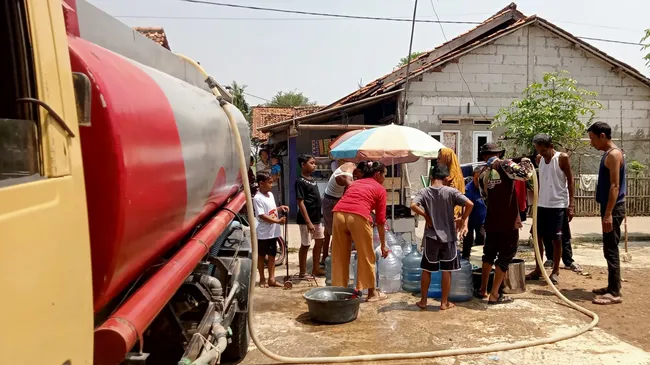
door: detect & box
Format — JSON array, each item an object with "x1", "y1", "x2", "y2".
[
  {"x1": 0, "y1": 1, "x2": 94, "y2": 363},
  {"x1": 472, "y1": 131, "x2": 492, "y2": 162}
]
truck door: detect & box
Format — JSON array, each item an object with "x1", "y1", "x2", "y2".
[{"x1": 0, "y1": 0, "x2": 93, "y2": 363}]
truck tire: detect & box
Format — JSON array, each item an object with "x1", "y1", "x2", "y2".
[{"x1": 221, "y1": 312, "x2": 250, "y2": 364}]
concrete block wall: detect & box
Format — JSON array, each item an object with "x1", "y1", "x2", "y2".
[{"x1": 405, "y1": 24, "x2": 650, "y2": 183}]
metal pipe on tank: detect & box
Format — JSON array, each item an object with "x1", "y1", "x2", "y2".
[{"x1": 93, "y1": 192, "x2": 246, "y2": 365}]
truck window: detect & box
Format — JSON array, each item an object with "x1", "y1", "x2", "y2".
[{"x1": 0, "y1": 0, "x2": 41, "y2": 187}]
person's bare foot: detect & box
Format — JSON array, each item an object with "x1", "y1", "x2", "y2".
[
  {"x1": 416, "y1": 300, "x2": 427, "y2": 310},
  {"x1": 259, "y1": 280, "x2": 268, "y2": 288},
  {"x1": 440, "y1": 302, "x2": 456, "y2": 310},
  {"x1": 268, "y1": 280, "x2": 282, "y2": 288},
  {"x1": 312, "y1": 268, "x2": 326, "y2": 277}
]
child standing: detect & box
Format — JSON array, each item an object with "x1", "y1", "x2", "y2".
[
  {"x1": 461, "y1": 166, "x2": 487, "y2": 260},
  {"x1": 410, "y1": 164, "x2": 473, "y2": 310},
  {"x1": 295, "y1": 154, "x2": 325, "y2": 277},
  {"x1": 254, "y1": 171, "x2": 289, "y2": 288},
  {"x1": 270, "y1": 156, "x2": 282, "y2": 205}
]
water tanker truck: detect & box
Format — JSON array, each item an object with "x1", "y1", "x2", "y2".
[{"x1": 1, "y1": 0, "x2": 253, "y2": 364}]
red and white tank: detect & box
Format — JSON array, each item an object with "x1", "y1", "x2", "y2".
[{"x1": 67, "y1": 36, "x2": 250, "y2": 312}]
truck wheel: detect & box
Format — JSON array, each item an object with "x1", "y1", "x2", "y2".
[{"x1": 221, "y1": 312, "x2": 250, "y2": 364}]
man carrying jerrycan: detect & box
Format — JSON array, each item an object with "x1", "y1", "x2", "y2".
[{"x1": 474, "y1": 143, "x2": 534, "y2": 305}]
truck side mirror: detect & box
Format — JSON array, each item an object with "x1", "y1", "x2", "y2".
[{"x1": 72, "y1": 72, "x2": 91, "y2": 126}]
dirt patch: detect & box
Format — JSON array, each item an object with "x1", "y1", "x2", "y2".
[
  {"x1": 529, "y1": 264, "x2": 650, "y2": 352},
  {"x1": 244, "y1": 250, "x2": 650, "y2": 364}
]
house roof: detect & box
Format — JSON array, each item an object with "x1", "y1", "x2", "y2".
[
  {"x1": 133, "y1": 27, "x2": 171, "y2": 50},
  {"x1": 320, "y1": 2, "x2": 650, "y2": 112},
  {"x1": 251, "y1": 106, "x2": 322, "y2": 140}
]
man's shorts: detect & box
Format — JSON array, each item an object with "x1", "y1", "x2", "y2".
[
  {"x1": 420, "y1": 237, "x2": 461, "y2": 272},
  {"x1": 482, "y1": 229, "x2": 518, "y2": 272},
  {"x1": 258, "y1": 237, "x2": 278, "y2": 257},
  {"x1": 299, "y1": 223, "x2": 325, "y2": 246},
  {"x1": 321, "y1": 194, "x2": 340, "y2": 235},
  {"x1": 537, "y1": 207, "x2": 565, "y2": 241}
]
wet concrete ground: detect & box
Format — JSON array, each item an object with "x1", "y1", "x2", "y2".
[{"x1": 242, "y1": 246, "x2": 650, "y2": 365}]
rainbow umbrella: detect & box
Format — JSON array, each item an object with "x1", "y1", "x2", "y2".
[{"x1": 329, "y1": 123, "x2": 444, "y2": 164}]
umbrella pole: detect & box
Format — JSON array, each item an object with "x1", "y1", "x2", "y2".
[{"x1": 391, "y1": 157, "x2": 395, "y2": 232}]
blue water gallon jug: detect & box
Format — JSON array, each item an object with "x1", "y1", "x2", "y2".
[
  {"x1": 427, "y1": 271, "x2": 443, "y2": 298},
  {"x1": 401, "y1": 243, "x2": 422, "y2": 293},
  {"x1": 427, "y1": 254, "x2": 473, "y2": 302}
]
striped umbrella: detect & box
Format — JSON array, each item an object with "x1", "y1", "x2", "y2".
[{"x1": 329, "y1": 123, "x2": 445, "y2": 164}]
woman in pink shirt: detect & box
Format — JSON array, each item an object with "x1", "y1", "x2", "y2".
[{"x1": 331, "y1": 161, "x2": 389, "y2": 302}]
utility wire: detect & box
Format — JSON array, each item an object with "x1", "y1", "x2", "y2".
[
  {"x1": 428, "y1": 0, "x2": 490, "y2": 121},
  {"x1": 116, "y1": 4, "x2": 647, "y2": 47},
  {"x1": 177, "y1": 0, "x2": 482, "y2": 25}
]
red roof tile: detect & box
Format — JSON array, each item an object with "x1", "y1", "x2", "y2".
[
  {"x1": 251, "y1": 106, "x2": 322, "y2": 140},
  {"x1": 133, "y1": 27, "x2": 171, "y2": 50}
]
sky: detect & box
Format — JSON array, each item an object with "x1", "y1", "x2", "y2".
[{"x1": 89, "y1": 0, "x2": 650, "y2": 106}]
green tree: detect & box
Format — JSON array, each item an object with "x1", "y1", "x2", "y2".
[
  {"x1": 397, "y1": 51, "x2": 425, "y2": 67},
  {"x1": 266, "y1": 91, "x2": 315, "y2": 107},
  {"x1": 642, "y1": 29, "x2": 650, "y2": 67},
  {"x1": 229, "y1": 81, "x2": 251, "y2": 122},
  {"x1": 493, "y1": 71, "x2": 603, "y2": 155}
]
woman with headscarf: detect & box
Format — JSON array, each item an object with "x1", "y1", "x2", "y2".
[{"x1": 437, "y1": 147, "x2": 466, "y2": 218}]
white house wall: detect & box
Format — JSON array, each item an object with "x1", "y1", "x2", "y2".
[{"x1": 406, "y1": 24, "x2": 650, "y2": 185}]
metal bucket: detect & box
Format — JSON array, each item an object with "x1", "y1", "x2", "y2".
[
  {"x1": 303, "y1": 287, "x2": 362, "y2": 324},
  {"x1": 503, "y1": 258, "x2": 526, "y2": 294}
]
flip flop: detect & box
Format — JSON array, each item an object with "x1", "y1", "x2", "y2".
[
  {"x1": 549, "y1": 273, "x2": 559, "y2": 285},
  {"x1": 592, "y1": 287, "x2": 609, "y2": 295},
  {"x1": 566, "y1": 263, "x2": 583, "y2": 273},
  {"x1": 592, "y1": 293, "x2": 622, "y2": 305},
  {"x1": 366, "y1": 291, "x2": 388, "y2": 303},
  {"x1": 488, "y1": 294, "x2": 514, "y2": 305}
]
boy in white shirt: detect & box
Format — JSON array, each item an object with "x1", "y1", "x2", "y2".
[{"x1": 254, "y1": 171, "x2": 289, "y2": 287}]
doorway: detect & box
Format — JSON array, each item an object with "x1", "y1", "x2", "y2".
[{"x1": 472, "y1": 131, "x2": 492, "y2": 162}]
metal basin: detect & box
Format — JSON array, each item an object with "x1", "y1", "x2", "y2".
[
  {"x1": 303, "y1": 287, "x2": 362, "y2": 324},
  {"x1": 504, "y1": 258, "x2": 526, "y2": 294}
]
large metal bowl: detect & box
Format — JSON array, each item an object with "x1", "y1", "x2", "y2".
[{"x1": 303, "y1": 287, "x2": 362, "y2": 324}]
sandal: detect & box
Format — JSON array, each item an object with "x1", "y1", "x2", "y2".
[
  {"x1": 566, "y1": 263, "x2": 583, "y2": 273},
  {"x1": 592, "y1": 287, "x2": 609, "y2": 295},
  {"x1": 592, "y1": 293, "x2": 622, "y2": 305},
  {"x1": 549, "y1": 273, "x2": 559, "y2": 285},
  {"x1": 366, "y1": 290, "x2": 388, "y2": 302},
  {"x1": 488, "y1": 294, "x2": 514, "y2": 305}
]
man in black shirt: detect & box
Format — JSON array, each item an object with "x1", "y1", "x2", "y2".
[{"x1": 296, "y1": 154, "x2": 325, "y2": 277}]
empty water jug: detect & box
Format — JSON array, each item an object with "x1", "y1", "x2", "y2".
[
  {"x1": 401, "y1": 244, "x2": 422, "y2": 293},
  {"x1": 377, "y1": 251, "x2": 402, "y2": 293},
  {"x1": 325, "y1": 251, "x2": 356, "y2": 287},
  {"x1": 390, "y1": 244, "x2": 405, "y2": 260},
  {"x1": 402, "y1": 239, "x2": 413, "y2": 256},
  {"x1": 449, "y1": 257, "x2": 473, "y2": 302}
]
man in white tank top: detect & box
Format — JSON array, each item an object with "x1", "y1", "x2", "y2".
[
  {"x1": 526, "y1": 134, "x2": 575, "y2": 285},
  {"x1": 320, "y1": 162, "x2": 359, "y2": 266}
]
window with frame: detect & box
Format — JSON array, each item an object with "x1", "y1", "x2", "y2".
[{"x1": 0, "y1": 0, "x2": 41, "y2": 186}]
